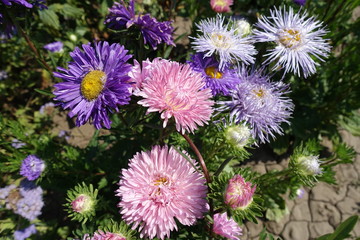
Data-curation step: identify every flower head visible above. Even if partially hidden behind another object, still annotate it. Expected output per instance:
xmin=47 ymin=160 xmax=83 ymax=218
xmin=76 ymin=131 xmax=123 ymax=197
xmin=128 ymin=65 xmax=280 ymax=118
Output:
xmin=210 ymin=0 xmax=233 ymax=13
xmin=1 ymin=0 xmax=33 ymax=8
xmin=225 ymin=174 xmax=256 ymax=210
xmin=294 ymin=0 xmax=306 ymax=6
xmin=11 ymin=139 xmax=26 ymax=149
xmin=218 ymin=67 xmax=294 ymax=143
xmin=15 ymin=180 xmax=44 ymax=220
xmin=298 ymin=155 xmax=322 ymax=176
xmin=65 ymin=182 xmax=98 ymax=223
xmin=91 ymin=231 xmax=126 ymax=240
xmin=20 ymin=155 xmax=45 ymax=181
xmin=105 ymin=0 xmax=174 ymax=50
xmin=0 ymin=70 xmax=8 ymax=80
xmin=53 ymin=41 xmax=132 ymax=129
xmin=137 ymin=59 xmax=214 ymax=134
xmin=14 ymin=224 xmax=37 ymax=240
xmin=0 ymin=184 xmax=16 ymax=200
xmin=232 ymin=18 xmax=252 ymax=37
xmin=224 ymin=123 xmax=253 ymax=149
xmin=253 ymin=7 xmax=331 ymax=78
xmin=188 ymin=53 xmax=239 ymax=96
xmin=117 ymin=145 xmax=208 ymax=239
xmin=191 ymin=14 xmax=257 ymax=70
xmin=44 ymin=41 xmax=63 ymax=52
xmin=213 ymin=213 xmax=242 ymax=240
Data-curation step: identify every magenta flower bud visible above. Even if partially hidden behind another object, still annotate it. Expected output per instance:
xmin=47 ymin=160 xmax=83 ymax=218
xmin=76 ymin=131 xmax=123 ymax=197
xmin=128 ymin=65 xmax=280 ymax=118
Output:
xmin=71 ymin=194 xmax=93 ymax=213
xmin=210 ymin=0 xmax=233 ymax=13
xmin=225 ymin=175 xmax=256 ymax=210
xmin=92 ymin=231 xmax=126 ymax=240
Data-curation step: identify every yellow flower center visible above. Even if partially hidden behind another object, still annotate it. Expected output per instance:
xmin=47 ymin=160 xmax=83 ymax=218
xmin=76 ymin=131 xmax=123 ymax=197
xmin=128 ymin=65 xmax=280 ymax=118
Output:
xmin=81 ymin=70 xmax=106 ymax=101
xmin=153 ymin=177 xmax=169 ymax=186
xmin=205 ymin=66 xmax=223 ymax=79
xmin=164 ymin=88 xmax=192 ymax=111
xmin=214 ymin=0 xmax=227 ymax=6
xmin=211 ymin=33 xmax=230 ymax=49
xmin=278 ymin=29 xmax=302 ymax=49
xmin=253 ymin=88 xmax=265 ymax=98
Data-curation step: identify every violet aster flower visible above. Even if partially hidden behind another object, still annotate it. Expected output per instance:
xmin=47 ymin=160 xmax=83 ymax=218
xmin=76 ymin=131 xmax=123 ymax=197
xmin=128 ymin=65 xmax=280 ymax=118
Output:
xmin=15 ymin=180 xmax=44 ymax=220
xmin=0 ymin=0 xmax=32 ymax=8
xmin=225 ymin=174 xmax=256 ymax=210
xmin=117 ymin=145 xmax=208 ymax=239
xmin=53 ymin=41 xmax=132 ymax=129
xmin=14 ymin=224 xmax=37 ymax=240
xmin=44 ymin=41 xmax=63 ymax=52
xmin=294 ymin=0 xmax=306 ymax=6
xmin=105 ymin=0 xmax=175 ymax=50
xmin=213 ymin=213 xmax=242 ymax=240
xmin=188 ymin=53 xmax=239 ymax=96
xmin=191 ymin=14 xmax=257 ymax=71
xmin=137 ymin=59 xmax=214 ymax=134
xmin=218 ymin=67 xmax=294 ymax=143
xmin=11 ymin=139 xmax=26 ymax=149
xmin=20 ymin=155 xmax=45 ymax=181
xmin=253 ymin=7 xmax=331 ymax=78
xmin=210 ymin=0 xmax=233 ymax=13
xmin=0 ymin=70 xmax=8 ymax=80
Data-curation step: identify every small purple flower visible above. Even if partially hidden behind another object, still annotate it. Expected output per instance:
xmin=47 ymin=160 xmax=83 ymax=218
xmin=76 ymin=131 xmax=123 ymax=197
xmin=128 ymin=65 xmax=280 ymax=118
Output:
xmin=0 ymin=70 xmax=8 ymax=80
xmin=39 ymin=102 xmax=55 ymax=115
xmin=293 ymin=0 xmax=306 ymax=6
xmin=20 ymin=155 xmax=45 ymax=181
xmin=43 ymin=41 xmax=63 ymax=53
xmin=53 ymin=41 xmax=133 ymax=129
xmin=11 ymin=139 xmax=26 ymax=149
xmin=14 ymin=224 xmax=37 ymax=240
xmin=15 ymin=180 xmax=44 ymax=220
xmin=105 ymin=0 xmax=175 ymax=50
xmin=218 ymin=67 xmax=294 ymax=143
xmin=188 ymin=53 xmax=239 ymax=96
xmin=296 ymin=188 xmax=305 ymax=198
xmin=0 ymin=184 xmax=16 ymax=200
xmin=0 ymin=0 xmax=33 ymax=8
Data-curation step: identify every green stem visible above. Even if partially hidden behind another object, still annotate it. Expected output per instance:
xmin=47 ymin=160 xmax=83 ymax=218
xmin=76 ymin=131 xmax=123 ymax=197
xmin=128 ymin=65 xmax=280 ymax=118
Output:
xmin=6 ymin=9 xmax=52 ymax=73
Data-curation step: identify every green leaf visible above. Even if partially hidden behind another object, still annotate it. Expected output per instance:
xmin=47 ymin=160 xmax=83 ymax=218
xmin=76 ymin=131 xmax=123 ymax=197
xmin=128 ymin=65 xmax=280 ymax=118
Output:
xmin=39 ymin=9 xmax=60 ymax=30
xmin=34 ymin=88 xmax=55 ymax=97
xmin=316 ymin=215 xmax=359 ymax=240
xmin=62 ymin=4 xmax=84 ymax=18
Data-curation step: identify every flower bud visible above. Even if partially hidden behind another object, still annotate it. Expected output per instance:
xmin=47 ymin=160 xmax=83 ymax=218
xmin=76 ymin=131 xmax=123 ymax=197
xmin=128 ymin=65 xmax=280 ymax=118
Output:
xmin=72 ymin=194 xmax=93 ymax=213
xmin=225 ymin=124 xmax=252 ymax=149
xmin=210 ymin=0 xmax=233 ymax=13
xmin=225 ymin=175 xmax=256 ymax=210
xmin=298 ymin=155 xmax=322 ymax=176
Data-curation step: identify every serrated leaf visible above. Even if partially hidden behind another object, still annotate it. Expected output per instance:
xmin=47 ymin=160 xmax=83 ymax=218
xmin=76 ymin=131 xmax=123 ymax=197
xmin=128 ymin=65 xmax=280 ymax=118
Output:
xmin=39 ymin=9 xmax=60 ymax=30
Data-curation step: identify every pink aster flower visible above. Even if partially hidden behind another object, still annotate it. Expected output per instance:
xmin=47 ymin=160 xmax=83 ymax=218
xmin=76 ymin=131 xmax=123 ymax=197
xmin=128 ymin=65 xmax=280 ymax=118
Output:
xmin=225 ymin=175 xmax=256 ymax=210
xmin=117 ymin=145 xmax=208 ymax=239
xmin=137 ymin=60 xmax=214 ymax=134
xmin=213 ymin=212 xmax=242 ymax=240
xmin=91 ymin=231 xmax=126 ymax=240
xmin=210 ymin=0 xmax=233 ymax=13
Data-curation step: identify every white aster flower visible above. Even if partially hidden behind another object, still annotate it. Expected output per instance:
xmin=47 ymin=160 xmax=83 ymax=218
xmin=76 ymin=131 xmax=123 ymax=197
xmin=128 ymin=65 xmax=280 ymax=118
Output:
xmin=191 ymin=14 xmax=257 ymax=70
xmin=253 ymin=7 xmax=331 ymax=78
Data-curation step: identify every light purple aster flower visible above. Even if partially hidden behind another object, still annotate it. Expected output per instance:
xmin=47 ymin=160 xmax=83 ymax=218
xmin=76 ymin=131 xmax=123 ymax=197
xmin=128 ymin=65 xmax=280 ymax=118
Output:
xmin=20 ymin=155 xmax=45 ymax=181
xmin=105 ymin=0 xmax=175 ymax=50
xmin=253 ymin=7 xmax=331 ymax=78
xmin=15 ymin=180 xmax=44 ymax=220
xmin=1 ymin=0 xmax=32 ymax=8
xmin=14 ymin=224 xmax=37 ymax=240
xmin=293 ymin=0 xmax=306 ymax=6
xmin=39 ymin=102 xmax=55 ymax=115
xmin=191 ymin=14 xmax=257 ymax=71
xmin=44 ymin=41 xmax=63 ymax=52
xmin=0 ymin=70 xmax=8 ymax=80
xmin=53 ymin=41 xmax=132 ymax=129
xmin=0 ymin=184 xmax=16 ymax=200
xmin=11 ymin=139 xmax=26 ymax=149
xmin=213 ymin=212 xmax=242 ymax=240
xmin=188 ymin=53 xmax=240 ymax=96
xmin=218 ymin=67 xmax=294 ymax=143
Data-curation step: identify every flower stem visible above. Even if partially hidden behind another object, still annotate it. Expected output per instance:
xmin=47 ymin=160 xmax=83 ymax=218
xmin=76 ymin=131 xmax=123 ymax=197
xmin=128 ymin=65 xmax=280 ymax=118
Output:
xmin=181 ymin=133 xmax=211 ymax=183
xmin=6 ymin=10 xmax=52 ymax=73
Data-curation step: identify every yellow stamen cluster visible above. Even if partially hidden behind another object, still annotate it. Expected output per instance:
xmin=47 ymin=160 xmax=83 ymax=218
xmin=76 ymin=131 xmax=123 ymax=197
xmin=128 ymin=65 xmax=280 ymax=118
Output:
xmin=278 ymin=29 xmax=302 ymax=48
xmin=81 ymin=70 xmax=106 ymax=101
xmin=205 ymin=66 xmax=223 ymax=79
